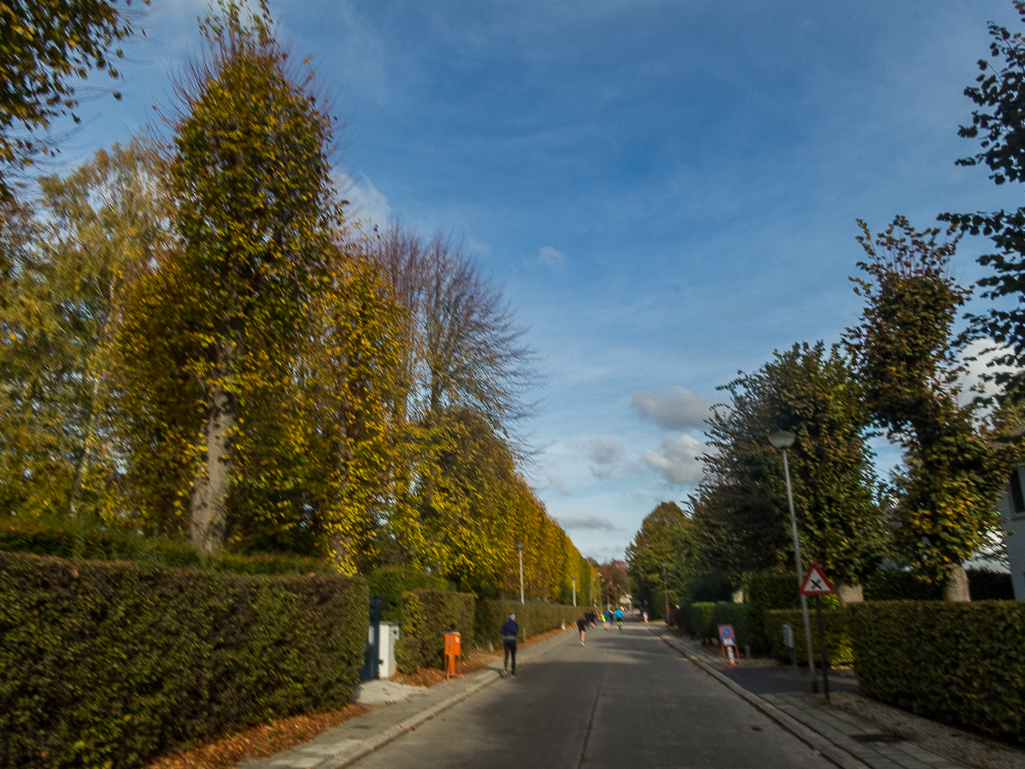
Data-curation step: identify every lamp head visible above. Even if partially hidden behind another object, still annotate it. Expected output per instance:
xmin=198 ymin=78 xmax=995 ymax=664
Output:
xmin=515 ymin=541 xmax=524 ymax=551
xmin=769 ymin=430 xmax=796 ymax=449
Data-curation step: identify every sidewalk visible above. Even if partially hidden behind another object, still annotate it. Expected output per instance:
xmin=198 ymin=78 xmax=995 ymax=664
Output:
xmin=651 ymin=626 xmax=1023 ymax=769
xmin=239 ymin=628 xmax=573 ymax=769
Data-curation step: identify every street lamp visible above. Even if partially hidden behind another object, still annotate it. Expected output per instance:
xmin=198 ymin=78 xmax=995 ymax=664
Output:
xmin=572 ymin=575 xmax=576 ymax=607
xmin=516 ymin=541 xmax=525 ymax=604
xmin=661 ymin=561 xmax=670 ymax=623
xmin=769 ymin=429 xmax=818 ymax=693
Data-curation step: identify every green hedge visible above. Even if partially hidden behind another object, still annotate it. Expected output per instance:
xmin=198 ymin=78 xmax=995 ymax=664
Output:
xmin=398 ymin=589 xmax=476 ymax=671
xmin=365 ymin=566 xmax=455 ymax=623
xmin=764 ymin=608 xmax=854 ymax=666
xmin=689 ymin=602 xmax=717 ymax=639
xmin=0 ymin=551 xmax=367 ymax=769
xmin=863 ymin=569 xmax=942 ymax=601
xmin=0 ymin=517 xmax=333 ymax=575
xmin=850 ymin=601 xmax=1025 ymax=745
xmin=476 ymin=600 xmax=580 ymax=649
xmin=711 ymin=604 xmax=752 ymax=648
xmin=745 ymin=572 xmax=800 ymax=651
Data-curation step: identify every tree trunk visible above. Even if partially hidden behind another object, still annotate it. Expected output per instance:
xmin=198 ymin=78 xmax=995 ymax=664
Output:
xmin=836 ymin=583 xmax=864 ymax=607
xmin=943 ymin=564 xmax=971 ymax=602
xmin=189 ymin=341 xmax=233 ymax=552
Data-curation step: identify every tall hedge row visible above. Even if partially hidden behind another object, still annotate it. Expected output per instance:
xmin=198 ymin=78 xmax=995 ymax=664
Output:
xmin=763 ymin=608 xmax=854 ymax=666
xmin=0 ymin=551 xmax=367 ymax=769
xmin=476 ymin=600 xmax=581 ymax=649
xmin=850 ymin=601 xmax=1025 ymax=745
xmin=396 ymin=589 xmax=476 ymax=671
xmin=745 ymin=572 xmax=800 ymax=651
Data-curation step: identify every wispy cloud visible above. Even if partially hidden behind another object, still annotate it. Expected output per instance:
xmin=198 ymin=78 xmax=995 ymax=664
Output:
xmin=535 ymin=245 xmax=567 ymax=271
xmin=632 ymin=386 xmax=713 ymax=431
xmin=558 ymin=514 xmax=615 ymax=531
xmin=548 ymin=475 xmax=571 ymax=496
xmin=642 ymin=434 xmax=705 ymax=486
xmin=334 ymin=170 xmax=391 ymax=227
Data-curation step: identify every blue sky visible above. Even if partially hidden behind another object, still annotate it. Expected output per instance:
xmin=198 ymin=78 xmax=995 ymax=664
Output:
xmin=44 ymin=0 xmax=1025 ymax=561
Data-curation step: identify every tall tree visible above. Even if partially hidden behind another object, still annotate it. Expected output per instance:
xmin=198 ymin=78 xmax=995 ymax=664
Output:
xmin=0 ymin=0 xmax=142 ymax=202
xmin=692 ymin=342 xmax=885 ymax=595
xmin=845 ymin=217 xmax=1008 ymax=599
xmin=626 ymin=501 xmax=692 ymax=619
xmin=940 ymin=1 xmax=1025 ymax=405
xmin=167 ymin=1 xmax=337 ymax=550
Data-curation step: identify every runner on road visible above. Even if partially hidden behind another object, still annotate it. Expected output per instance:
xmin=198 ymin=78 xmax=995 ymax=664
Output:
xmin=576 ymin=613 xmax=587 ymax=645
xmin=615 ymin=607 xmax=623 ymax=630
xmin=602 ymin=611 xmax=609 ymax=630
xmin=500 ymin=613 xmax=519 ymax=675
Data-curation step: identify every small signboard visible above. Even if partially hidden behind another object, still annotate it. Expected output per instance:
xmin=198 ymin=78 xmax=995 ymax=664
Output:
xmin=717 ymin=624 xmax=736 ymax=647
xmin=799 ymin=562 xmax=835 ymax=596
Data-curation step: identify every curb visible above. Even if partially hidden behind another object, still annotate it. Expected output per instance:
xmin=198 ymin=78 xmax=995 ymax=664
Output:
xmin=313 ymin=629 xmax=571 ymax=769
xmin=651 ymin=629 xmax=871 ymax=769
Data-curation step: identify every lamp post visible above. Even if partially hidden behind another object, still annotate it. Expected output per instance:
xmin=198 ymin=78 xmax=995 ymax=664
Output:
xmin=769 ymin=429 xmax=818 ymax=693
xmin=516 ymin=542 xmax=525 ymax=604
xmin=661 ymin=561 xmax=670 ymax=623
xmin=572 ymin=576 xmax=576 ymax=607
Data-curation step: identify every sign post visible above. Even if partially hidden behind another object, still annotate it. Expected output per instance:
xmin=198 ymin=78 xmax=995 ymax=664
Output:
xmin=799 ymin=562 xmax=835 ymax=702
xmin=444 ymin=631 xmax=464 ymax=682
xmin=718 ymin=624 xmax=738 ymax=667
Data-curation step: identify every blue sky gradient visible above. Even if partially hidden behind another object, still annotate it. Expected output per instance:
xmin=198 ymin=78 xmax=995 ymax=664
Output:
xmin=43 ymin=0 xmax=1025 ymax=560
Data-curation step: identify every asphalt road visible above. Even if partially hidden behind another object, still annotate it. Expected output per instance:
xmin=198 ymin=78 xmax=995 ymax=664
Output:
xmin=351 ymin=621 xmax=833 ymax=769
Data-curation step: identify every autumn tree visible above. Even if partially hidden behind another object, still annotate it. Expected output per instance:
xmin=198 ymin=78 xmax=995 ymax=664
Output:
xmin=0 ymin=0 xmax=143 ymax=202
xmin=691 ymin=341 xmax=886 ymax=597
xmin=845 ymin=217 xmax=1008 ymax=599
xmin=940 ymin=0 xmax=1025 ymax=404
xmin=167 ymin=1 xmax=337 ymax=551
xmin=625 ymin=501 xmax=693 ymax=618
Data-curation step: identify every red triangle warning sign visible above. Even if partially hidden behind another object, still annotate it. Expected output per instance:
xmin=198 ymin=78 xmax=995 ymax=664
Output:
xmin=799 ymin=562 xmax=835 ymax=595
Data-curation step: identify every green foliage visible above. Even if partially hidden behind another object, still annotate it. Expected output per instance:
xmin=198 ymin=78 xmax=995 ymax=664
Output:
xmin=626 ymin=501 xmax=692 ymax=619
xmin=0 ymin=0 xmax=141 ymax=200
xmin=940 ymin=1 xmax=1025 ymax=405
xmin=475 ymin=600 xmax=580 ymax=649
xmin=764 ymin=607 xmax=853 ymax=666
xmin=366 ymin=566 xmax=454 ymax=622
xmin=845 ymin=217 xmax=1009 ymax=587
xmin=0 ymin=515 xmax=333 ymax=574
xmin=692 ymin=342 xmax=885 ymax=588
xmin=400 ymin=588 xmax=476 ymax=670
xmin=850 ymin=601 xmax=1025 ymax=744
xmin=745 ymin=571 xmax=800 ymax=651
xmin=863 ymin=569 xmax=943 ymax=601
xmin=689 ymin=602 xmax=717 ymax=639
xmin=0 ymin=550 xmax=367 ymax=769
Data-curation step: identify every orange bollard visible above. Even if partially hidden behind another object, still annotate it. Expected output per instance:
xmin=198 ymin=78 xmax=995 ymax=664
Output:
xmin=444 ymin=631 xmax=464 ymax=681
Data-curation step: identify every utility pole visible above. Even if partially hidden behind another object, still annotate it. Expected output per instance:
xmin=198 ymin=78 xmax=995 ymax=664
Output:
xmin=572 ymin=576 xmax=576 ymax=606
xmin=516 ymin=541 xmax=525 ymax=604
xmin=661 ymin=561 xmax=670 ymax=622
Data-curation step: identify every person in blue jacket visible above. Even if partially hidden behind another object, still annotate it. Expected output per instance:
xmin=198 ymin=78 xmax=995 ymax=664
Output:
xmin=500 ymin=613 xmax=519 ymax=675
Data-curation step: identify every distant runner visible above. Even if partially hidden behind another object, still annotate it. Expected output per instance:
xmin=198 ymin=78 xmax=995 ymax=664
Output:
xmin=500 ymin=613 xmax=519 ymax=675
xmin=602 ymin=611 xmax=610 ymax=630
xmin=615 ymin=608 xmax=623 ymax=630
xmin=576 ymin=613 xmax=587 ymax=646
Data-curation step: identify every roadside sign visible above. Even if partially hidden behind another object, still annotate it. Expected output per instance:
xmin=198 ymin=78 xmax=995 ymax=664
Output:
xmin=718 ymin=624 xmax=736 ymax=647
xmin=799 ymin=563 xmax=835 ymax=596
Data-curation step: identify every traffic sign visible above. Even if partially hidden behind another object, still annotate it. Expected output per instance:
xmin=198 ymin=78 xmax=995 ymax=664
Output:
xmin=799 ymin=563 xmax=835 ymax=596
xmin=718 ymin=624 xmax=736 ymax=647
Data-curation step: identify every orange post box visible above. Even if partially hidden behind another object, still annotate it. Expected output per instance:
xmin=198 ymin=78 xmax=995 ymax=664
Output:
xmin=444 ymin=631 xmax=463 ymax=681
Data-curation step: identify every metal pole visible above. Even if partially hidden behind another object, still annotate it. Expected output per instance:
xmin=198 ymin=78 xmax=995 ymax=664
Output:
xmin=817 ymin=595 xmax=830 ymax=703
xmin=661 ymin=561 xmax=670 ymax=623
xmin=782 ymin=447 xmax=818 ymax=693
xmin=518 ymin=546 xmax=525 ymax=604
xmin=572 ymin=576 xmax=576 ymax=607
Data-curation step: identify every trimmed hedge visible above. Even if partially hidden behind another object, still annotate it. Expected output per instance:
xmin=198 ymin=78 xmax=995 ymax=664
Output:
xmin=745 ymin=572 xmax=800 ymax=651
xmin=764 ymin=607 xmax=854 ymax=666
xmin=689 ymin=602 xmax=717 ymax=639
xmin=365 ymin=566 xmax=455 ymax=623
xmin=398 ymin=589 xmax=476 ymax=671
xmin=476 ymin=600 xmax=580 ymax=649
xmin=850 ymin=601 xmax=1025 ymax=745
xmin=0 ymin=517 xmax=333 ymax=575
xmin=0 ymin=550 xmax=367 ymax=769
xmin=711 ymin=604 xmax=752 ymax=648
xmin=863 ymin=569 xmax=942 ymax=601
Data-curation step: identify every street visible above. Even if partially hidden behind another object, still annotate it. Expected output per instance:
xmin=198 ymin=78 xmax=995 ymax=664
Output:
xmin=350 ymin=620 xmax=832 ymax=769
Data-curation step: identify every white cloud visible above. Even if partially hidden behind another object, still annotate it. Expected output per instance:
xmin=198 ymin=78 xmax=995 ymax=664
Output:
xmin=632 ymin=386 xmax=713 ymax=431
xmin=548 ymin=475 xmax=571 ymax=496
xmin=958 ymin=338 xmax=1018 ymax=405
xmin=334 ymin=170 xmax=391 ymax=227
xmin=591 ymin=438 xmax=622 ymax=465
xmin=642 ymin=434 xmax=705 ymax=486
xmin=536 ymin=245 xmax=567 ymax=271
xmin=558 ymin=514 xmax=615 ymax=531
